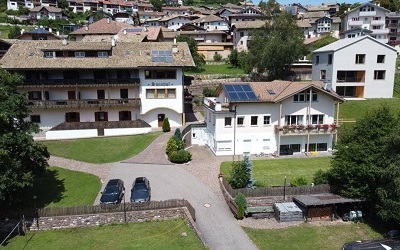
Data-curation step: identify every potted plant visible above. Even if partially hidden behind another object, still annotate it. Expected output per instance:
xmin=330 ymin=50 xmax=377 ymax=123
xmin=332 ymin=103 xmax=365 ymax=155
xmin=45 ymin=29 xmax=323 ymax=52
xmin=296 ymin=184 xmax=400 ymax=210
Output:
xmin=297 ymin=124 xmax=305 ymax=130
xmin=322 ymin=124 xmax=330 ymax=130
xmin=306 ymin=124 xmax=314 ymax=130
xmin=330 ymin=123 xmax=337 ymax=130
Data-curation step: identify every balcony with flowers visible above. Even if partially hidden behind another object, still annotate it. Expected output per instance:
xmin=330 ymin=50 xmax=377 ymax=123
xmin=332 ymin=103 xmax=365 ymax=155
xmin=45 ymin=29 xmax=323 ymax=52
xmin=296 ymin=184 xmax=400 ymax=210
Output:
xmin=274 ymin=123 xmax=338 ymax=135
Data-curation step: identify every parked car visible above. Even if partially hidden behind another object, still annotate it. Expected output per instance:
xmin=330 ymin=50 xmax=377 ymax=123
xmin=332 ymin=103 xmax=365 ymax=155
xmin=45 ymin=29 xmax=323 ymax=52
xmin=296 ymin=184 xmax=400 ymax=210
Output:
xmin=100 ymin=179 xmax=124 ymax=205
xmin=130 ymin=177 xmax=151 ymax=204
xmin=343 ymin=239 xmax=400 ymax=250
xmin=280 ymin=147 xmax=294 ymax=156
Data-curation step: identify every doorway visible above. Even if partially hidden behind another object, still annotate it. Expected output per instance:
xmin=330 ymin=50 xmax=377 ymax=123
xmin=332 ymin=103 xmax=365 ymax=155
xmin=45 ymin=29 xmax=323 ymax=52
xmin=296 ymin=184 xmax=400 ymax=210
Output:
xmin=158 ymin=114 xmax=165 ymax=127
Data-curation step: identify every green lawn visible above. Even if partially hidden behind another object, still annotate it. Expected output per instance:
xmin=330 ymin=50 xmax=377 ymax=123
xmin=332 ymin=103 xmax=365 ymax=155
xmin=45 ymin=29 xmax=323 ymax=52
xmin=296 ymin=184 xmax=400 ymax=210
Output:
xmin=185 ymin=64 xmax=245 ymax=75
xmin=339 ymin=98 xmax=400 ymax=121
xmin=244 ymin=222 xmax=382 ymax=250
xmin=41 ymin=133 xmax=161 ymax=163
xmin=4 ymin=219 xmax=205 ymax=249
xmin=21 ymin=166 xmax=101 ymax=209
xmin=220 ymin=157 xmax=331 ymax=187
xmin=0 ymin=25 xmax=34 ymax=39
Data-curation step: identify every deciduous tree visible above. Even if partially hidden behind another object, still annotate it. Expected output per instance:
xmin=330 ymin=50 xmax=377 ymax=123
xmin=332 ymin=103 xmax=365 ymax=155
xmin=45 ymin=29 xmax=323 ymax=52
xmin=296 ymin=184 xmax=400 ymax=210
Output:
xmin=176 ymin=35 xmax=205 ymax=69
xmin=0 ymin=69 xmax=49 ymax=208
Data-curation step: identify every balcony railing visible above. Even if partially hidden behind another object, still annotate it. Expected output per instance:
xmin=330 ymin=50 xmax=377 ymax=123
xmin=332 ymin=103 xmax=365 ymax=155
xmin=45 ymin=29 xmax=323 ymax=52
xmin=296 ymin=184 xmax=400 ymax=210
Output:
xmin=20 ymin=78 xmax=141 ymax=87
xmin=27 ymin=98 xmax=141 ymax=109
xmin=337 ymin=77 xmax=364 ymax=83
xmin=275 ymin=124 xmax=338 ymax=135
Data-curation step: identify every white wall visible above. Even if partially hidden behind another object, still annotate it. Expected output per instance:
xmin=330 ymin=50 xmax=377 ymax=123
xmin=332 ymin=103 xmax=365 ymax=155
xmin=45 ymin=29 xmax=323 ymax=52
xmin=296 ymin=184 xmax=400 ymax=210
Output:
xmin=46 ymin=129 xmax=98 ymax=140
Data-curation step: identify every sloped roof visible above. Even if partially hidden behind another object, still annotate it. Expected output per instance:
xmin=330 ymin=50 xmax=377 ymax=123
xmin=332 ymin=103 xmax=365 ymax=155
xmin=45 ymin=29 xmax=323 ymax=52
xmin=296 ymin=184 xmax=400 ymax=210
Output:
xmin=0 ymin=40 xmax=194 ymax=69
xmin=313 ymin=35 xmax=396 ymax=53
xmin=29 ymin=6 xmax=62 ymax=13
xmin=231 ymin=20 xmax=265 ymax=29
xmin=296 ymin=19 xmax=311 ymax=28
xmin=346 ymin=2 xmax=390 ymax=15
xmin=195 ymin=14 xmax=224 ymax=23
xmin=70 ymin=18 xmax=133 ymax=35
xmin=294 ymin=194 xmax=362 ymax=207
xmin=159 ymin=14 xmax=191 ymax=22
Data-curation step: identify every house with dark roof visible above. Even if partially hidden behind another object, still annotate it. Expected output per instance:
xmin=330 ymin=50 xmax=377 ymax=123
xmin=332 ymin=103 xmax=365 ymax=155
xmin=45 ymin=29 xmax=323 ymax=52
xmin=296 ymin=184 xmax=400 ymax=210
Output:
xmin=0 ymin=39 xmax=194 ymax=139
xmin=193 ymin=14 xmax=229 ymax=31
xmin=231 ymin=20 xmax=265 ymax=52
xmin=196 ymin=81 xmax=344 ymax=156
xmin=70 ymin=18 xmax=134 ymax=41
xmin=17 ymin=27 xmax=61 ymax=40
xmin=29 ymin=6 xmax=63 ymax=20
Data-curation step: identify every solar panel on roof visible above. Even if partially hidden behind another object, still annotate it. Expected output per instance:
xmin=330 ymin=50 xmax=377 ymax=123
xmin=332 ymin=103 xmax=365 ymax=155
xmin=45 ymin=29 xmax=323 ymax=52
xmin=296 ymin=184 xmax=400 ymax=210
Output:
xmin=151 ymin=50 xmax=174 ymax=63
xmin=224 ymin=84 xmax=258 ymax=102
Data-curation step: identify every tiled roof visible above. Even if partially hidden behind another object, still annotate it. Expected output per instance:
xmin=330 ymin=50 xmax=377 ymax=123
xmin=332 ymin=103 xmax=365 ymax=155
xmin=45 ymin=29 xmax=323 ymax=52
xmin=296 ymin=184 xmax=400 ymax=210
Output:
xmin=300 ymin=11 xmax=325 ymax=19
xmin=296 ymin=19 xmax=311 ymax=28
xmin=294 ymin=194 xmax=362 ymax=207
xmin=138 ymin=11 xmax=165 ymax=17
xmin=161 ymin=6 xmax=191 ymax=11
xmin=159 ymin=14 xmax=191 ymax=22
xmin=222 ymin=81 xmax=344 ymax=103
xmin=198 ymin=42 xmax=233 ymax=46
xmin=195 ymin=14 xmax=224 ymax=23
xmin=231 ymin=20 xmax=265 ymax=29
xmin=0 ymin=40 xmax=195 ymax=69
xmin=30 ymin=6 xmax=62 ymax=13
xmin=178 ymin=30 xmax=225 ymax=35
xmin=303 ymin=36 xmax=323 ymax=45
xmin=347 ymin=2 xmax=390 ymax=14
xmin=70 ymin=18 xmax=133 ymax=35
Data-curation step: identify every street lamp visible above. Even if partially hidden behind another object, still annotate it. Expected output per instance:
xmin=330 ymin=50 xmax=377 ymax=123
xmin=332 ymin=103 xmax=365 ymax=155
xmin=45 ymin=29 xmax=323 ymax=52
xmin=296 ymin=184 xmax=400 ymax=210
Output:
xmin=283 ymin=176 xmax=287 ymax=202
xmin=123 ymin=188 xmax=126 ymax=223
xmin=33 ymin=195 xmax=38 ymax=229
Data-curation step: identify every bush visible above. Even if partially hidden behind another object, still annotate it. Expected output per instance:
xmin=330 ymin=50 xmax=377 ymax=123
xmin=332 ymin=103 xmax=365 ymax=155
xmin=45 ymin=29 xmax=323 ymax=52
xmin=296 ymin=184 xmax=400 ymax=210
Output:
xmin=168 ymin=149 xmax=192 ymax=163
xmin=229 ymin=160 xmax=250 ymax=189
xmin=174 ymin=128 xmax=182 ymax=140
xmin=234 ymin=192 xmax=247 ymax=220
xmin=162 ymin=117 xmax=170 ymax=132
xmin=202 ymin=87 xmax=215 ymax=97
xmin=165 ymin=137 xmax=184 ymax=156
xmin=313 ymin=169 xmax=329 ymax=185
xmin=213 ymin=53 xmax=222 ymax=62
xmin=290 ymin=176 xmax=308 ymax=187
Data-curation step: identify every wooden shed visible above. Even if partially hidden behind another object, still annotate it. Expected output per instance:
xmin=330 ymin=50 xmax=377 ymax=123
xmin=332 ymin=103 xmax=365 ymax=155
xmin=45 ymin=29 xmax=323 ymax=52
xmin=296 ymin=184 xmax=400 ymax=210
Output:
xmin=273 ymin=202 xmax=304 ymax=222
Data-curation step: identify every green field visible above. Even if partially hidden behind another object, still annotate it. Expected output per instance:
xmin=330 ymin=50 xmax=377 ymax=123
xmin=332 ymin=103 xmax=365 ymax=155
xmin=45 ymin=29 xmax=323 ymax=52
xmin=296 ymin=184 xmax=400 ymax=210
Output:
xmin=220 ymin=157 xmax=331 ymax=187
xmin=3 ymin=219 xmax=205 ymax=249
xmin=339 ymin=98 xmax=400 ymax=121
xmin=0 ymin=25 xmax=33 ymax=39
xmin=185 ymin=64 xmax=245 ymax=75
xmin=21 ymin=166 xmax=101 ymax=209
xmin=244 ymin=222 xmax=382 ymax=250
xmin=41 ymin=133 xmax=161 ymax=163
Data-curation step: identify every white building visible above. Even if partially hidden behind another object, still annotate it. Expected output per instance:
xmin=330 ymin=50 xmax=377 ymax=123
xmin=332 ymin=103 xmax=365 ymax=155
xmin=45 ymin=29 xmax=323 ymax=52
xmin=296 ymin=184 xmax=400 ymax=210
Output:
xmin=0 ymin=40 xmax=194 ymax=139
xmin=342 ymin=2 xmax=390 ymax=44
xmin=231 ymin=20 xmax=265 ymax=52
xmin=159 ymin=15 xmax=192 ymax=31
xmin=193 ymin=14 xmax=230 ymax=32
xmin=195 ymin=81 xmax=343 ymax=156
xmin=312 ymin=36 xmax=397 ymax=98
xmin=29 ymin=6 xmax=63 ymax=20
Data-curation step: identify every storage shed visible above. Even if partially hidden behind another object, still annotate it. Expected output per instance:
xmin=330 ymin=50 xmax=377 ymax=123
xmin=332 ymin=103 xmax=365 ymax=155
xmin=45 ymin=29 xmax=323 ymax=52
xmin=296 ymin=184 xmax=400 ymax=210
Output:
xmin=273 ymin=202 xmax=304 ymax=222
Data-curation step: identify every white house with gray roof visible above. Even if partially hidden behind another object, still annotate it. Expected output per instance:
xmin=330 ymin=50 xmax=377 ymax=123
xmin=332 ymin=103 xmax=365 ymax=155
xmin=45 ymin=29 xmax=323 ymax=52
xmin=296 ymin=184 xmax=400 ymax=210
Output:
xmin=231 ymin=20 xmax=265 ymax=52
xmin=312 ymin=36 xmax=397 ymax=98
xmin=0 ymin=39 xmax=194 ymax=139
xmin=195 ymin=81 xmax=343 ymax=156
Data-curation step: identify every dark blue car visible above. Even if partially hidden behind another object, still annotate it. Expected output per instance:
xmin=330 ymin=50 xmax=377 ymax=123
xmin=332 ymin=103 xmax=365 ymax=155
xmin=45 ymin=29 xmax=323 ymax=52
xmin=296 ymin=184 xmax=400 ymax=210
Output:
xmin=100 ymin=179 xmax=124 ymax=205
xmin=130 ymin=177 xmax=151 ymax=204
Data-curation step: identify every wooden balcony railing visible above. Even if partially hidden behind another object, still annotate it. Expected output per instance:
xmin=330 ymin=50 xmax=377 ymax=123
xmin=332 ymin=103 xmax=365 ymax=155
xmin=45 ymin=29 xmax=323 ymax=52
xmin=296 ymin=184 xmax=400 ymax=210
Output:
xmin=20 ymin=78 xmax=140 ymax=87
xmin=28 ymin=98 xmax=141 ymax=109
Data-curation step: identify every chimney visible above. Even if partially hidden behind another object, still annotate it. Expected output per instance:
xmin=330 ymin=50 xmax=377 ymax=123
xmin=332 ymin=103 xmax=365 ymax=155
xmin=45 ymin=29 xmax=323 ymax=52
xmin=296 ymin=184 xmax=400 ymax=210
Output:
xmin=56 ymin=31 xmax=59 ymax=36
xmin=111 ymin=38 xmax=116 ymax=47
xmin=85 ymin=25 xmax=89 ymax=31
xmin=123 ymin=29 xmax=127 ymax=35
xmin=62 ymin=39 xmax=68 ymax=46
xmin=107 ymin=17 xmax=111 ymax=24
xmin=49 ymin=28 xmax=52 ymax=33
xmin=20 ymin=29 xmax=24 ymax=35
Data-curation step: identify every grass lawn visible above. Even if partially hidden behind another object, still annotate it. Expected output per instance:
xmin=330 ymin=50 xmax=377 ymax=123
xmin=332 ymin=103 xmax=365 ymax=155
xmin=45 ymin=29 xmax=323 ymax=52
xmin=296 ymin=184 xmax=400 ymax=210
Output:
xmin=339 ymin=98 xmax=400 ymax=121
xmin=0 ymin=25 xmax=33 ymax=39
xmin=185 ymin=64 xmax=245 ymax=75
xmin=220 ymin=157 xmax=331 ymax=187
xmin=244 ymin=222 xmax=382 ymax=250
xmin=4 ymin=219 xmax=205 ymax=249
xmin=21 ymin=166 xmax=101 ymax=209
xmin=41 ymin=133 xmax=161 ymax=163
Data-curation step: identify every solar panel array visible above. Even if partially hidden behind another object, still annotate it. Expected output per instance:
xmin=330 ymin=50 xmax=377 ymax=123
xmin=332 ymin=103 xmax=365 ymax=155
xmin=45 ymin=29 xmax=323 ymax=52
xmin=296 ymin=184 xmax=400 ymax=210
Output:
xmin=152 ymin=50 xmax=173 ymax=63
xmin=224 ymin=84 xmax=258 ymax=101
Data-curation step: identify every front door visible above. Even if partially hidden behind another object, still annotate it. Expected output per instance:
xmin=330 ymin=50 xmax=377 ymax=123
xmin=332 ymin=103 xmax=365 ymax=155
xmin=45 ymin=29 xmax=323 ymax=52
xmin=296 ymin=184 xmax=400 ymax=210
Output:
xmin=158 ymin=114 xmax=165 ymax=127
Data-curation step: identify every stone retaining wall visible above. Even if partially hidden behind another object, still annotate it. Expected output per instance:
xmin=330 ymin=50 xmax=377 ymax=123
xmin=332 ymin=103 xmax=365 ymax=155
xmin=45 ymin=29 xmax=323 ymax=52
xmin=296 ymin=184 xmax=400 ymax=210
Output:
xmin=29 ymin=208 xmax=186 ymax=231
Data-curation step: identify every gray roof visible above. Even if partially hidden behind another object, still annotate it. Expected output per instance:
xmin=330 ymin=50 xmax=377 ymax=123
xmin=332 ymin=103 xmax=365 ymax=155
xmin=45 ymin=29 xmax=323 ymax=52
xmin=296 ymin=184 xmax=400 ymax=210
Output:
xmin=347 ymin=2 xmax=390 ymax=14
xmin=0 ymin=40 xmax=194 ymax=69
xmin=294 ymin=194 xmax=363 ymax=207
xmin=313 ymin=35 xmax=396 ymax=53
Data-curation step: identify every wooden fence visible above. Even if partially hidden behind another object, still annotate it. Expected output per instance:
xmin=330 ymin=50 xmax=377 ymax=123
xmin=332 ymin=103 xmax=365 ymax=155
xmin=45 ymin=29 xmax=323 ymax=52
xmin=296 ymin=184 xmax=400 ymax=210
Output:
xmin=221 ymin=177 xmax=331 ymax=198
xmin=0 ymin=199 xmax=195 ymax=221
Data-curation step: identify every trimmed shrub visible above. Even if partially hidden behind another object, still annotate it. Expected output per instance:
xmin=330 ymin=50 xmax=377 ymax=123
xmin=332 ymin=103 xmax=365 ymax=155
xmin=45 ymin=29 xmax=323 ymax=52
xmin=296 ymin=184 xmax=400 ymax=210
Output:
xmin=166 ymin=137 xmax=184 ymax=156
xmin=174 ymin=128 xmax=182 ymax=140
xmin=213 ymin=53 xmax=222 ymax=62
xmin=162 ymin=117 xmax=170 ymax=132
xmin=168 ymin=149 xmax=192 ymax=163
xmin=234 ymin=192 xmax=247 ymax=220
xmin=290 ymin=176 xmax=308 ymax=187
xmin=228 ymin=156 xmax=255 ymax=189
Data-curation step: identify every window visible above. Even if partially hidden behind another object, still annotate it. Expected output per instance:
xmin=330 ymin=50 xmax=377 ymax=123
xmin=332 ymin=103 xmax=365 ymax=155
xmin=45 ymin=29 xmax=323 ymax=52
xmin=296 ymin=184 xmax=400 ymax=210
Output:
xmin=377 ymin=55 xmax=385 ymax=63
xmin=65 ymin=112 xmax=80 ymax=122
xmin=372 ymin=26 xmax=381 ymax=29
xmin=294 ymin=90 xmax=318 ymax=102
xmin=30 ymin=115 xmax=41 ymax=123
xmin=374 ymin=70 xmax=385 ymax=80
xmin=307 ymin=143 xmax=327 ymax=151
xmin=320 ymin=70 xmax=326 ymax=80
xmin=97 ymin=90 xmax=105 ymax=99
xmin=44 ymin=51 xmax=55 ymax=58
xmin=120 ymin=89 xmax=128 ymax=98
xmin=225 ymin=117 xmax=232 ymax=127
xmin=95 ymin=111 xmax=108 ymax=121
xmin=28 ymin=91 xmax=42 ymax=100
xmin=251 ymin=116 xmax=258 ymax=126
xmin=240 ymin=32 xmax=244 ymax=37
xmin=237 ymin=117 xmax=244 ymax=126
xmin=263 ymin=115 xmax=271 ymax=125
xmin=145 ymin=70 xmax=176 ymax=79
xmin=167 ymin=89 xmax=176 ymax=98
xmin=307 ymin=114 xmax=324 ymax=124
xmin=315 ymin=55 xmax=319 ymax=65
xmin=285 ymin=115 xmax=303 ymax=125
xmin=97 ymin=51 xmax=108 ymax=57
xmin=75 ymin=51 xmax=85 ymax=58
xmin=146 ymin=89 xmax=176 ymax=98
xmin=93 ymin=70 xmax=106 ymax=79
xmin=119 ymin=111 xmax=131 ymax=121
xmin=328 ymin=54 xmax=332 ymax=64
xmin=355 ymin=54 xmax=365 ymax=64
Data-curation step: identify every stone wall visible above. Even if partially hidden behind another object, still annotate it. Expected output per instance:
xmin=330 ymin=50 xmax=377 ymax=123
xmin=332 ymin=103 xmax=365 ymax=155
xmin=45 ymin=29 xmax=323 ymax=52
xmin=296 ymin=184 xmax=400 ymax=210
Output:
xmin=29 ymin=208 xmax=187 ymax=231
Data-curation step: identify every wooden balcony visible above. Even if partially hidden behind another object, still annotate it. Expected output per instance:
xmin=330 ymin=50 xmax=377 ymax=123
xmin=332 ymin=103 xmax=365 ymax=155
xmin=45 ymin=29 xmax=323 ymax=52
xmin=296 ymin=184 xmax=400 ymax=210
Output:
xmin=275 ymin=124 xmax=338 ymax=136
xmin=28 ymin=98 xmax=141 ymax=109
xmin=19 ymin=78 xmax=141 ymax=88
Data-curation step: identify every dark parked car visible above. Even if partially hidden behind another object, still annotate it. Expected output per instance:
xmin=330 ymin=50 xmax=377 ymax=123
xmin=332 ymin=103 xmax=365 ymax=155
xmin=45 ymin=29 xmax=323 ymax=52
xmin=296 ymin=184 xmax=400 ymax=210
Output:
xmin=130 ymin=177 xmax=151 ymax=203
xmin=280 ymin=147 xmax=294 ymax=156
xmin=100 ymin=179 xmax=124 ymax=205
xmin=343 ymin=239 xmax=400 ymax=250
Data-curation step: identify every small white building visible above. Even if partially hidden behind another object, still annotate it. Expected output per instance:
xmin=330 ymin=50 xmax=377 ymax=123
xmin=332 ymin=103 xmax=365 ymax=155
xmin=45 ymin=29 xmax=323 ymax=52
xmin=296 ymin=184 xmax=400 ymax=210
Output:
xmin=159 ymin=15 xmax=192 ymax=31
xmin=193 ymin=14 xmax=230 ymax=32
xmin=196 ymin=81 xmax=343 ymax=156
xmin=312 ymin=36 xmax=397 ymax=98
xmin=29 ymin=6 xmax=63 ymax=20
xmin=231 ymin=20 xmax=265 ymax=52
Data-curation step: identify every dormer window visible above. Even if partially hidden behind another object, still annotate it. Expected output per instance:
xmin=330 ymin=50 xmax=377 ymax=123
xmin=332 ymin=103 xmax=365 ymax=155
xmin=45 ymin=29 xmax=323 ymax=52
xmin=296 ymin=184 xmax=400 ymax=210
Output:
xmin=97 ymin=51 xmax=108 ymax=58
xmin=75 ymin=51 xmax=85 ymax=58
xmin=44 ymin=51 xmax=55 ymax=58
xmin=294 ymin=90 xmax=318 ymax=102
